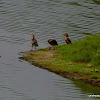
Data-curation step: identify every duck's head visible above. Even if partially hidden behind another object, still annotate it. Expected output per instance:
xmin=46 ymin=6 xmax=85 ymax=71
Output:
xmin=32 ymin=35 xmax=35 ymax=38
xmin=64 ymin=33 xmax=68 ymax=37
xmin=48 ymin=39 xmax=51 ymax=43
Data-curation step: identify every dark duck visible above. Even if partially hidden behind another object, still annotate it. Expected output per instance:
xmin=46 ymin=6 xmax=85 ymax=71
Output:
xmin=48 ymin=39 xmax=58 ymax=45
xmin=48 ymin=39 xmax=58 ymax=50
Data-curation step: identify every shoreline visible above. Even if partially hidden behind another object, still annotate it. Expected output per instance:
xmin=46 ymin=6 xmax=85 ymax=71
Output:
xmin=19 ymin=48 xmax=100 ymax=87
xmin=19 ymin=34 xmax=100 ymax=88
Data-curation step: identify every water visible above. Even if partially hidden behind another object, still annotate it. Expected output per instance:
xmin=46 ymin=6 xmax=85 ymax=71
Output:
xmin=0 ymin=0 xmax=100 ymax=100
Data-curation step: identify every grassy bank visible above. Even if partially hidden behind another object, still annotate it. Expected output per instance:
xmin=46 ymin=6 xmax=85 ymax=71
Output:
xmin=20 ymin=34 xmax=100 ymax=87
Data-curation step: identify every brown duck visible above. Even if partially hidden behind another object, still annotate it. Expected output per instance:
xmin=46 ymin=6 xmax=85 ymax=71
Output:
xmin=30 ymin=35 xmax=38 ymax=50
xmin=64 ymin=33 xmax=71 ymax=44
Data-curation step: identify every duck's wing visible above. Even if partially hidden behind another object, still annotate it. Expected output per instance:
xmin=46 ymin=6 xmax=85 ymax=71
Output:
xmin=67 ymin=38 xmax=71 ymax=43
xmin=53 ymin=40 xmax=58 ymax=45
xmin=49 ymin=39 xmax=58 ymax=45
xmin=34 ymin=39 xmax=38 ymax=46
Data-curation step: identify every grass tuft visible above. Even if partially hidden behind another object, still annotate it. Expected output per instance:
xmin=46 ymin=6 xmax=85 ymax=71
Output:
xmin=56 ymin=35 xmax=100 ymax=66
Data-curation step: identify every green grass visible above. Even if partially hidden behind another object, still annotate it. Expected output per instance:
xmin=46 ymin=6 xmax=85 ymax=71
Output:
xmin=55 ymin=34 xmax=100 ymax=66
xmin=53 ymin=34 xmax=100 ymax=80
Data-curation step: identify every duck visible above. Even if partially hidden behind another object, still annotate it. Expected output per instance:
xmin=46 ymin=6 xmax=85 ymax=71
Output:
xmin=30 ymin=35 xmax=38 ymax=50
xmin=48 ymin=39 xmax=58 ymax=45
xmin=64 ymin=33 xmax=71 ymax=44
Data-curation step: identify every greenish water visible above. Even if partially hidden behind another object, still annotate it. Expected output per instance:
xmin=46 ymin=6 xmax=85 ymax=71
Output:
xmin=0 ymin=0 xmax=100 ymax=100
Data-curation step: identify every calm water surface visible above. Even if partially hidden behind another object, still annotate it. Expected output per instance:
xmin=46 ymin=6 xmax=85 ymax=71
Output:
xmin=0 ymin=0 xmax=100 ymax=100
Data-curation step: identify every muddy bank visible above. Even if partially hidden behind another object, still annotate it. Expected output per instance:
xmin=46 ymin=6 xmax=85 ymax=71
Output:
xmin=19 ymin=48 xmax=100 ymax=88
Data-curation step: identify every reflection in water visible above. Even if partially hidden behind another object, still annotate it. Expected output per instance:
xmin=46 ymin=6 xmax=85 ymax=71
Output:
xmin=0 ymin=0 xmax=100 ymax=100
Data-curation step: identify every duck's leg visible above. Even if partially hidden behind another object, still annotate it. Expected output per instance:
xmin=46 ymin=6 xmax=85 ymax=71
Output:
xmin=31 ymin=46 xmax=33 ymax=50
xmin=34 ymin=46 xmax=36 ymax=50
xmin=31 ymin=44 xmax=33 ymax=50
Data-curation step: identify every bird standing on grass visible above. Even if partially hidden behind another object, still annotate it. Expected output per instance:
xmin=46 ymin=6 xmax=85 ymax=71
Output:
xmin=48 ymin=39 xmax=58 ymax=45
xmin=64 ymin=33 xmax=71 ymax=44
xmin=30 ymin=35 xmax=38 ymax=50
xmin=48 ymin=39 xmax=58 ymax=50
